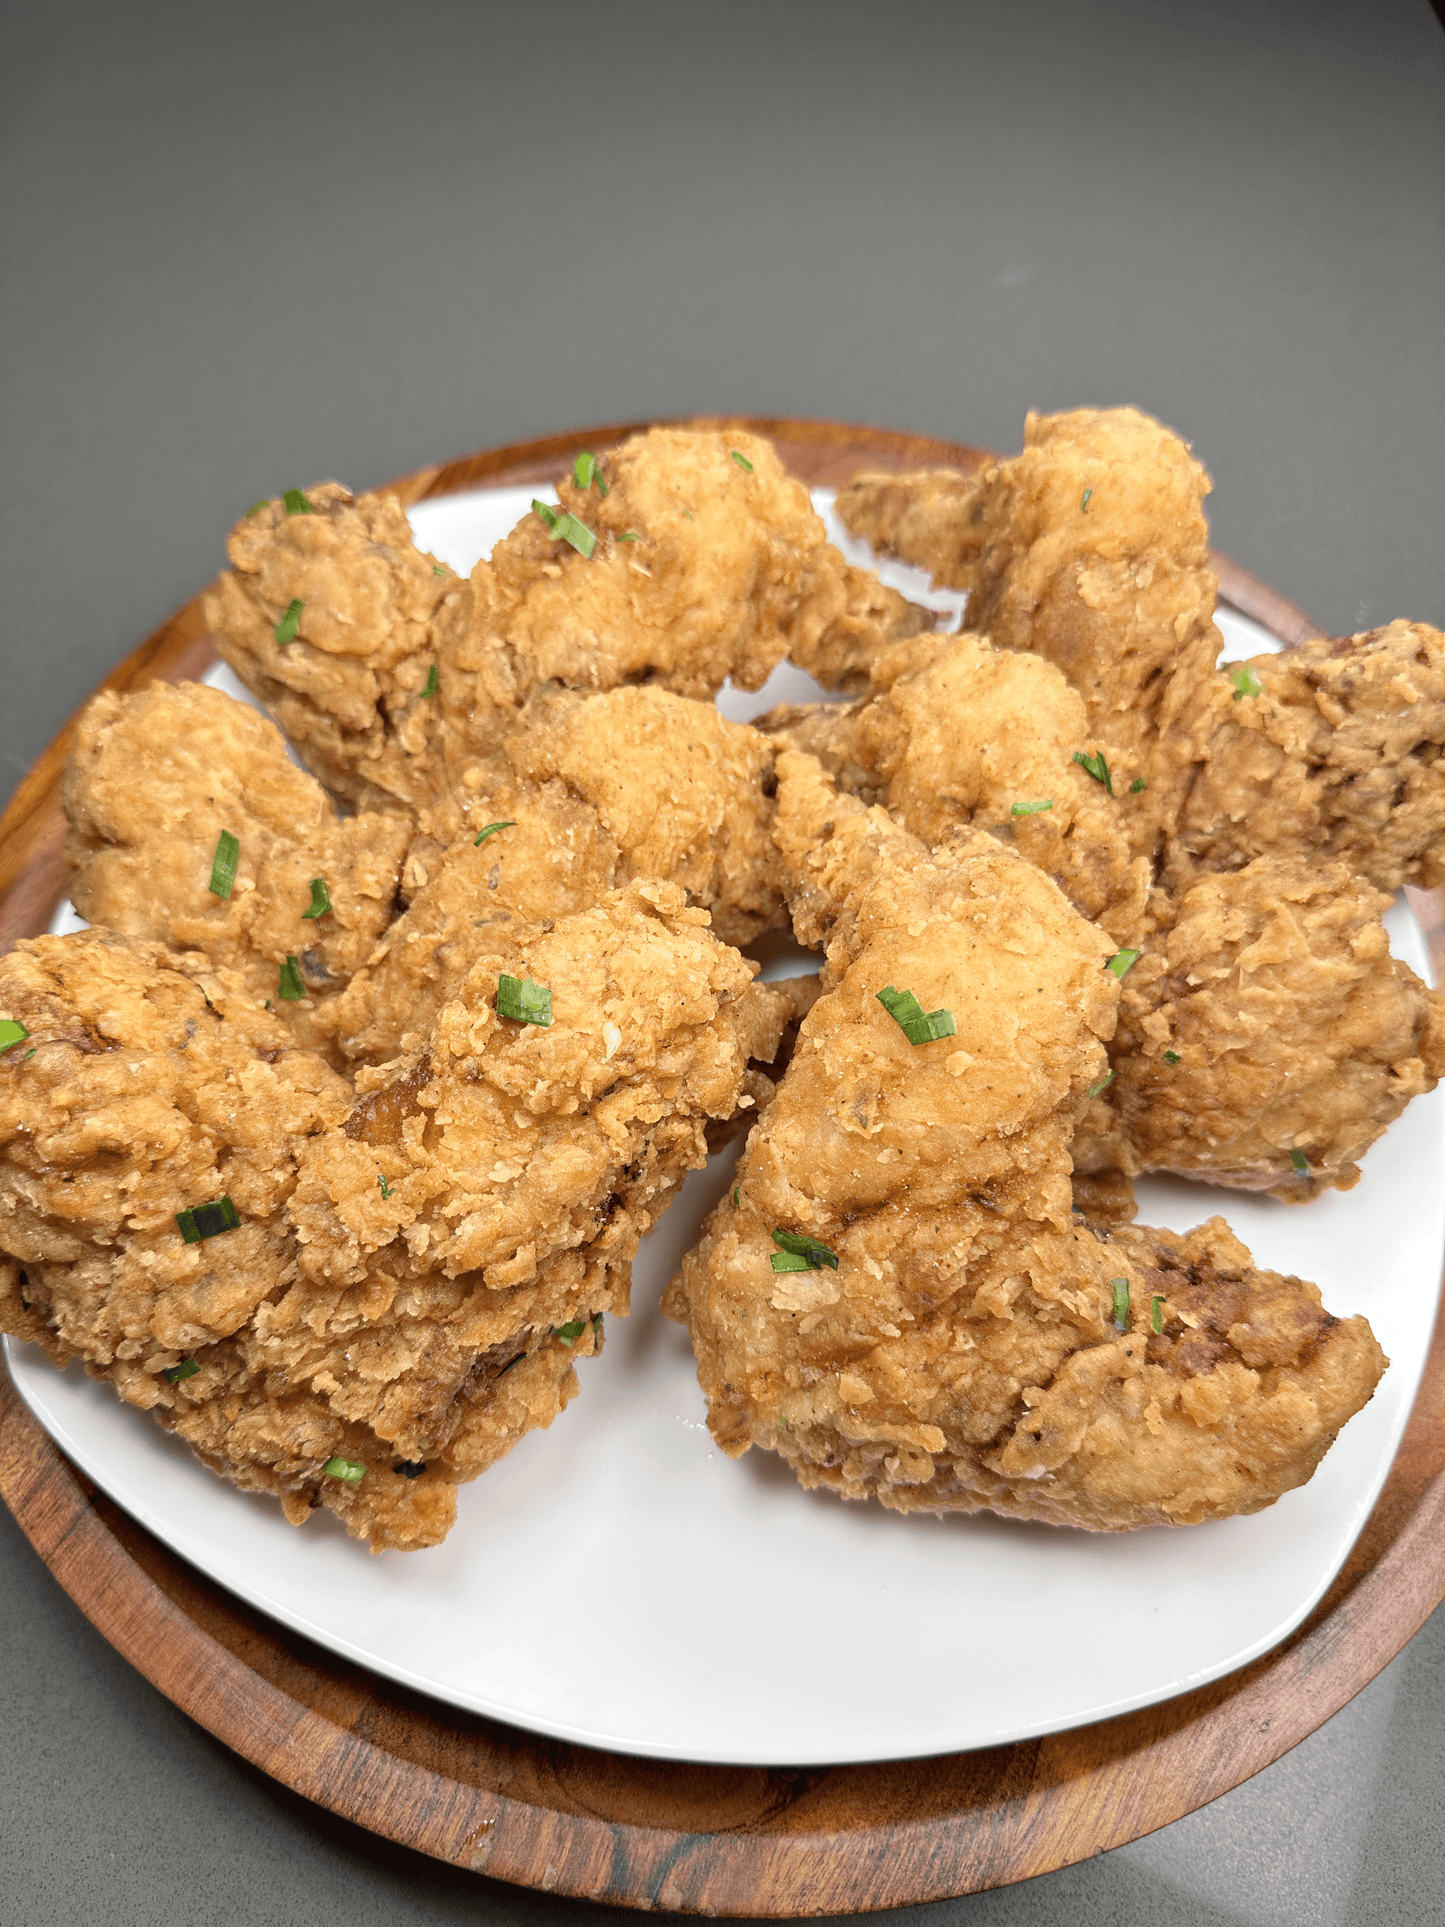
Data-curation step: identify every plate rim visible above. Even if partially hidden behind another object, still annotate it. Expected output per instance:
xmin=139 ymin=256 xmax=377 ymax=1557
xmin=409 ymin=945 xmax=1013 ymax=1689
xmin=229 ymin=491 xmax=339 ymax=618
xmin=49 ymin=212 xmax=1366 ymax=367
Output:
xmin=1 ymin=415 xmax=1442 ymax=1915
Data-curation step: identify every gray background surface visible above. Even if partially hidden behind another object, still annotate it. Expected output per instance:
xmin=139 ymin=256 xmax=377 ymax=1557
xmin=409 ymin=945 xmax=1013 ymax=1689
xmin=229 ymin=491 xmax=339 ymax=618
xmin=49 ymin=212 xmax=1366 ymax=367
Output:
xmin=1 ymin=1 xmax=1443 ymax=1920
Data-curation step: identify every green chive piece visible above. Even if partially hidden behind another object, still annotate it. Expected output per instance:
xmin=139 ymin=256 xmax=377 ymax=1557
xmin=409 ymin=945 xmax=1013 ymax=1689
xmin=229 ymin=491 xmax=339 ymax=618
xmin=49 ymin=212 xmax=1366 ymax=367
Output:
xmin=573 ymin=451 xmax=597 ymax=489
xmin=552 ymin=511 xmax=595 ymax=558
xmin=1111 ymin=1278 xmax=1130 ymax=1332
xmin=473 ymin=820 xmax=516 ymax=847
xmin=553 ymin=1319 xmax=587 ymax=1347
xmin=1289 ymin=1147 xmax=1309 ymax=1173
xmin=682 ymin=508 xmax=694 ymax=520
xmin=1106 ymin=949 xmax=1141 ymax=980
xmin=498 ymin=1353 xmax=525 ymax=1376
xmin=1081 ymin=488 xmax=1093 ymax=512
xmin=1164 ymin=1049 xmax=1181 ymax=1065
xmin=274 ymin=598 xmax=303 ymax=646
xmin=1129 ymin=777 xmax=1148 ymax=793
xmin=246 ymin=499 xmax=270 ymax=517
xmin=208 ymin=830 xmax=240 ymax=899
xmin=532 ymin=498 xmax=560 ymax=532
xmin=278 ymin=955 xmax=306 ymax=1001
xmin=283 ymin=488 xmax=314 ymax=515
xmin=432 ymin=563 xmax=449 ymax=577
xmin=1087 ymin=1068 xmax=1116 ymax=1098
xmin=1230 ymin=663 xmax=1263 ymax=701
xmin=321 ymin=1456 xmax=366 ymax=1482
xmin=301 ymin=876 xmax=332 ymax=920
xmin=163 ymin=1359 xmax=200 ymax=1385
xmin=420 ymin=663 xmax=439 ymax=697
xmin=771 ymin=1229 xmax=839 ymax=1271
xmin=0 ymin=1019 xmax=31 ymax=1055
xmin=733 ymin=1186 xmax=741 ymax=1207
xmin=497 ymin=973 xmax=552 ymax=1026
xmin=616 ymin=531 xmax=640 ymax=543
xmin=1073 ymin=749 xmax=1114 ymax=796
xmin=22 ymin=1049 xmax=35 ymax=1062
xmin=1151 ymin=1295 xmax=1165 ymax=1335
xmin=770 ymin=1251 xmax=813 ymax=1273
xmin=876 ymin=984 xmax=957 ymax=1045
xmin=378 ymin=1173 xmax=394 ymax=1200
xmin=731 ymin=449 xmax=754 ymax=472
xmin=1011 ymin=798 xmax=1054 ymax=817
xmin=176 ymin=1195 xmax=242 ymax=1245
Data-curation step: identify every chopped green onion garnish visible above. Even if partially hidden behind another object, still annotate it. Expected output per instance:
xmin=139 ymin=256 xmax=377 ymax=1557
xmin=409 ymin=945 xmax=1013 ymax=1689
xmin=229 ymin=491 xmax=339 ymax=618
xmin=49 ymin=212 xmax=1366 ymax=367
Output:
xmin=301 ymin=876 xmax=332 ymax=920
xmin=378 ymin=1173 xmax=394 ymax=1200
xmin=1151 ymin=1295 xmax=1164 ymax=1335
xmin=278 ymin=955 xmax=306 ymax=1001
xmin=1289 ymin=1147 xmax=1309 ymax=1173
xmin=1129 ymin=777 xmax=1148 ymax=793
xmin=163 ymin=1359 xmax=200 ymax=1384
xmin=473 ymin=820 xmax=516 ymax=847
xmin=1163 ymin=1049 xmax=1181 ymax=1065
xmin=432 ymin=563 xmax=449 ymax=577
xmin=733 ymin=1186 xmax=741 ymax=1207
xmin=1106 ymin=949 xmax=1141 ymax=980
xmin=176 ymin=1195 xmax=242 ymax=1244
xmin=321 ymin=1456 xmax=366 ymax=1482
xmin=573 ymin=451 xmax=604 ymax=491
xmin=246 ymin=499 xmax=269 ymax=516
xmin=877 ymin=984 xmax=957 ymax=1045
xmin=771 ymin=1229 xmax=838 ymax=1271
xmin=616 ymin=531 xmax=639 ymax=543
xmin=497 ymin=973 xmax=552 ymax=1026
xmin=533 ymin=498 xmax=596 ymax=557
xmin=1111 ymin=1278 xmax=1130 ymax=1331
xmin=770 ymin=1251 xmax=813 ymax=1273
xmin=275 ymin=598 xmax=303 ymax=646
xmin=1073 ymin=749 xmax=1114 ymax=796
xmin=1230 ymin=664 xmax=1263 ymax=701
xmin=1011 ymin=798 xmax=1054 ymax=817
xmin=1081 ymin=489 xmax=1093 ymax=513
xmin=553 ymin=1319 xmax=587 ymax=1347
xmin=0 ymin=1020 xmax=31 ymax=1054
xmin=731 ymin=450 xmax=754 ymax=472
xmin=397 ymin=1460 xmax=426 ymax=1478
xmin=207 ymin=830 xmax=240 ymax=899
xmin=682 ymin=508 xmax=694 ymax=520
xmin=533 ymin=498 xmax=559 ymax=531
xmin=420 ymin=663 xmax=439 ymax=697
xmin=1087 ymin=1068 xmax=1116 ymax=1098
xmin=22 ymin=1049 xmax=35 ymax=1062
xmin=283 ymin=488 xmax=314 ymax=515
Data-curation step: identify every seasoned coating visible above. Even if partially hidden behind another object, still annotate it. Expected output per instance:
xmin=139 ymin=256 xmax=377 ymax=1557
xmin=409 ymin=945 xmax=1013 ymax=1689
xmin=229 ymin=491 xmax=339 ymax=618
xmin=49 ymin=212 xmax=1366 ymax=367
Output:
xmin=762 ymin=631 xmax=1149 ymax=945
xmin=0 ymin=883 xmax=761 ymax=1549
xmin=666 ymin=761 xmax=1385 ymax=1528
xmin=833 ymin=465 xmax=988 ymax=591
xmin=1073 ymin=858 xmax=1445 ymax=1200
xmin=502 ymin=685 xmax=786 ymax=946
xmin=207 ymin=431 xmax=924 ymax=813
xmin=63 ymin=682 xmax=412 ymax=1054
xmin=1167 ymin=620 xmax=1445 ymax=896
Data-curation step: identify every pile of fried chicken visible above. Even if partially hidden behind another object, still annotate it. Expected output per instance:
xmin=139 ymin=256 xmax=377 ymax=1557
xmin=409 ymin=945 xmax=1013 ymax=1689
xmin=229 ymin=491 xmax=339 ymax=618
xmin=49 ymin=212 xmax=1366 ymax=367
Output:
xmin=1 ymin=410 xmax=1441 ymax=1550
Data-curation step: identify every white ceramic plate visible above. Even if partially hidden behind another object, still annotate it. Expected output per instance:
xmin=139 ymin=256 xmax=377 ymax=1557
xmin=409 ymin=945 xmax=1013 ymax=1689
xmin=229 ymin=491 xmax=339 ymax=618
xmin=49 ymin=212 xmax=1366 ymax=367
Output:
xmin=7 ymin=486 xmax=1441 ymax=1767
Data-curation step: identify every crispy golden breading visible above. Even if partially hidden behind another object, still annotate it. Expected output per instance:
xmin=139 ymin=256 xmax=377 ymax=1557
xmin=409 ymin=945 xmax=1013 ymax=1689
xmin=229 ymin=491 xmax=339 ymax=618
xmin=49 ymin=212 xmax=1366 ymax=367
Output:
xmin=63 ymin=682 xmax=411 ymax=1054
xmin=833 ymin=465 xmax=989 ymax=590
xmin=207 ymin=431 xmax=924 ymax=814
xmin=0 ymin=884 xmax=762 ymax=1549
xmin=666 ymin=762 xmax=1386 ymax=1528
xmin=762 ymin=631 xmax=1149 ymax=944
xmin=1073 ymin=858 xmax=1445 ymax=1200
xmin=1167 ymin=621 xmax=1445 ymax=895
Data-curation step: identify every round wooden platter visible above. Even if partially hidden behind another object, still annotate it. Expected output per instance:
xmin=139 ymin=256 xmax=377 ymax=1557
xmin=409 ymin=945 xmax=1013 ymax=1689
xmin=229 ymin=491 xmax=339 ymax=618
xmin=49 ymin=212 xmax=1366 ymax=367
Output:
xmin=2 ymin=418 xmax=1442 ymax=1917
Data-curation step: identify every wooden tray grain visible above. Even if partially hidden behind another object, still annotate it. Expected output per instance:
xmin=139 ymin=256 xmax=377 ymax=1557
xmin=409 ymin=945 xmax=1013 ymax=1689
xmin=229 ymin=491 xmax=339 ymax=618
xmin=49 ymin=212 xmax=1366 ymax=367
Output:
xmin=2 ymin=419 xmax=1442 ymax=1917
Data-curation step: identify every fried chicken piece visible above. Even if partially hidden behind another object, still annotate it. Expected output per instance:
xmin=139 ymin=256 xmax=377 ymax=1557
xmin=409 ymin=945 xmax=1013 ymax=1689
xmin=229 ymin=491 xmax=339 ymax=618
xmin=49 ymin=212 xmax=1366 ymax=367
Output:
xmin=1073 ymin=857 xmax=1445 ymax=1200
xmin=0 ymin=883 xmax=763 ymax=1549
xmin=63 ymin=682 xmax=412 ymax=1055
xmin=1166 ymin=620 xmax=1445 ymax=896
xmin=833 ymin=465 xmax=988 ymax=591
xmin=207 ymin=431 xmax=924 ymax=814
xmin=664 ymin=754 xmax=1386 ymax=1529
xmin=761 ymin=630 xmax=1149 ymax=944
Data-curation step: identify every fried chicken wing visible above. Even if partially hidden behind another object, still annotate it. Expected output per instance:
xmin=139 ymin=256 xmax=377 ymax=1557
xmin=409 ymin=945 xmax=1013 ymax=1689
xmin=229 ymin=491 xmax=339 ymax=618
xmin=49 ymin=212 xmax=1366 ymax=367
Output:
xmin=762 ymin=630 xmax=1149 ymax=944
xmin=63 ymin=682 xmax=412 ymax=1054
xmin=207 ymin=431 xmax=924 ymax=814
xmin=0 ymin=882 xmax=764 ymax=1549
xmin=664 ymin=752 xmax=1386 ymax=1529
xmin=1073 ymin=857 xmax=1445 ymax=1200
xmin=833 ymin=465 xmax=988 ymax=591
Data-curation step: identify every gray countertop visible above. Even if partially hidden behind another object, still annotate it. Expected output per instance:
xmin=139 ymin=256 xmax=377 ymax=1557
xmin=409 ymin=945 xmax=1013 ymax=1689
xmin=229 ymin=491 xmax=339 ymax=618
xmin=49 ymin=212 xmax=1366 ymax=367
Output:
xmin=2 ymin=2 xmax=1443 ymax=1921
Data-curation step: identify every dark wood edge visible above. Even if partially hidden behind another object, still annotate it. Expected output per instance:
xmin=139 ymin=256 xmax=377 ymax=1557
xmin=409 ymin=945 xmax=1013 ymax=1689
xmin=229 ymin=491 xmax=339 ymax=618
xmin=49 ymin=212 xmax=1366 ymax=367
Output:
xmin=1 ymin=420 xmax=1442 ymax=1916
